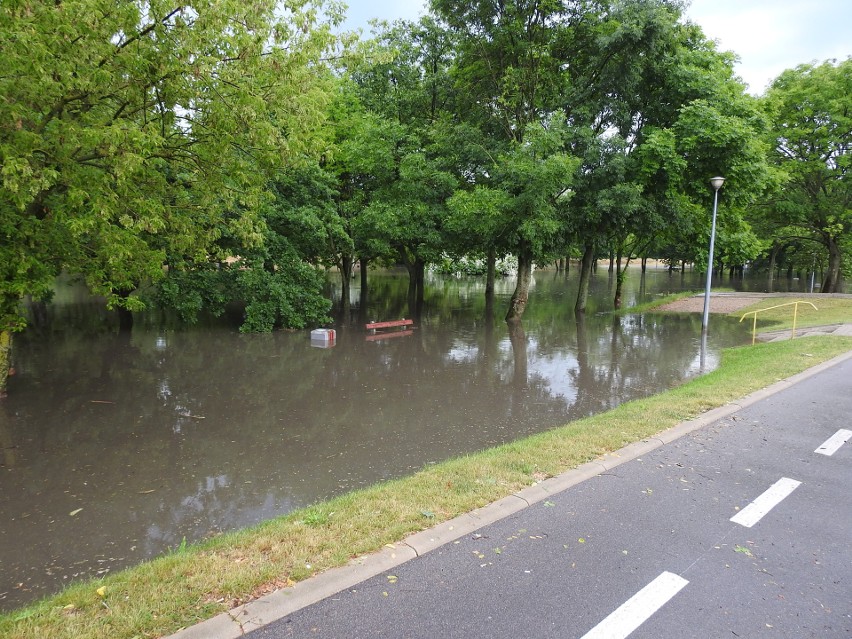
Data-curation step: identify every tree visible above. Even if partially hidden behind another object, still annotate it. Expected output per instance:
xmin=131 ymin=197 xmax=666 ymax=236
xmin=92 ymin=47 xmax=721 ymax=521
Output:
xmin=348 ymin=18 xmax=459 ymax=312
xmin=0 ymin=0 xmax=340 ymax=392
xmin=565 ymin=2 xmax=772 ymax=311
xmin=762 ymin=59 xmax=851 ymax=292
xmin=433 ymin=0 xmax=576 ymax=323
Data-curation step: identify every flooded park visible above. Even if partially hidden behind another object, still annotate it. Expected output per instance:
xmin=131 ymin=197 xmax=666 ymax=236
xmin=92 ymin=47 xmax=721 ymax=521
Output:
xmin=0 ymin=266 xmax=810 ymax=610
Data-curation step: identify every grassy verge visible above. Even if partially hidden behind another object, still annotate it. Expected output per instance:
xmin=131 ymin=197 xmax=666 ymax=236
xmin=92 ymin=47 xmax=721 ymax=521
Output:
xmin=3 ymin=336 xmax=852 ymax=639
xmin=730 ymin=297 xmax=852 ymax=331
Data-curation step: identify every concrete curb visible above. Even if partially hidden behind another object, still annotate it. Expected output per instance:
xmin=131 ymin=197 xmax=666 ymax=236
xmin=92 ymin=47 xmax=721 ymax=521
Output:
xmin=164 ymin=347 xmax=852 ymax=639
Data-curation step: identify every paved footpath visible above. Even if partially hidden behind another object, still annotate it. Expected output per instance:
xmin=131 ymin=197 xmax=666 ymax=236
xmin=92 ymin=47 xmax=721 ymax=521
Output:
xmin=171 ymin=352 xmax=852 ymax=639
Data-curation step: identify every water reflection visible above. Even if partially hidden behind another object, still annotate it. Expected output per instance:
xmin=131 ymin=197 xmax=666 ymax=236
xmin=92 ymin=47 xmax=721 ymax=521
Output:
xmin=0 ymin=269 xmax=748 ymax=610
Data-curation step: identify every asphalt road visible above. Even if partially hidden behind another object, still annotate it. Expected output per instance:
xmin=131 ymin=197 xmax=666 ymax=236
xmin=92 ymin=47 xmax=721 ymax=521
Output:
xmin=244 ymin=356 xmax=852 ymax=639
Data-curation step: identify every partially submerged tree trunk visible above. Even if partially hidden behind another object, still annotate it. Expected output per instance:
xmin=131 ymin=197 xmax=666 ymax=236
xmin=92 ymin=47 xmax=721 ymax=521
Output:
xmin=358 ymin=258 xmax=369 ymax=322
xmin=405 ymin=258 xmax=426 ymax=319
xmin=359 ymin=258 xmax=369 ymax=292
xmin=575 ymin=243 xmax=595 ymax=314
xmin=339 ymin=254 xmax=353 ymax=319
xmin=505 ymin=250 xmax=533 ymax=322
xmin=485 ymin=247 xmax=496 ymax=301
xmin=398 ymin=248 xmax=425 ymax=317
xmin=613 ymin=247 xmax=626 ymax=310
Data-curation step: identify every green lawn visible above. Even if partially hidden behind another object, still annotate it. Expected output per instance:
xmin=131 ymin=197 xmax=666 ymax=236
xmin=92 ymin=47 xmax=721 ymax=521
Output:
xmin=730 ymin=297 xmax=852 ymax=331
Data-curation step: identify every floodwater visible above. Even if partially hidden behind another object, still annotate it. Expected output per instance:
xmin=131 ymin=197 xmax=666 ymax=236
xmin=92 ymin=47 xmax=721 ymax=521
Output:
xmin=0 ymin=267 xmax=783 ymax=610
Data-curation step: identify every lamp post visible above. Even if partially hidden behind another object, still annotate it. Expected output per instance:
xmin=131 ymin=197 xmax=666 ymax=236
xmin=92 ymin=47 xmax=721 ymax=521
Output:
xmin=701 ymin=176 xmax=725 ymax=334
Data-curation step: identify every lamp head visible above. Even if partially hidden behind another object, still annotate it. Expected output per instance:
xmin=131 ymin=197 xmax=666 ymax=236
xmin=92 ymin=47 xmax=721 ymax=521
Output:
xmin=710 ymin=176 xmax=725 ymax=191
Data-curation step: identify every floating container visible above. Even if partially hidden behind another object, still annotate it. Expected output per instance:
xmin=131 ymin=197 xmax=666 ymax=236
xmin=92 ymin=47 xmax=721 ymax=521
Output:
xmin=310 ymin=328 xmax=336 ymax=348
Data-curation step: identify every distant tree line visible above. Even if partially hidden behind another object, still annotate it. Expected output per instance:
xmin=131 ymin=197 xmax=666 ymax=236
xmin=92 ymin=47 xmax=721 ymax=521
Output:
xmin=1 ymin=0 xmax=849 ymax=393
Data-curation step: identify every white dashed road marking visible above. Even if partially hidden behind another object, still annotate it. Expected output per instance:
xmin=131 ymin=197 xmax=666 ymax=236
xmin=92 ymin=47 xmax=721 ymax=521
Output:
xmin=580 ymin=571 xmax=689 ymax=639
xmin=730 ymin=477 xmax=801 ymax=528
xmin=815 ymin=429 xmax=852 ymax=456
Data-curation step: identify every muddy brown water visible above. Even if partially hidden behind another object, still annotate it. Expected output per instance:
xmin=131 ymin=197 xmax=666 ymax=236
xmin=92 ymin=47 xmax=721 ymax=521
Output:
xmin=0 ymin=267 xmax=804 ymax=610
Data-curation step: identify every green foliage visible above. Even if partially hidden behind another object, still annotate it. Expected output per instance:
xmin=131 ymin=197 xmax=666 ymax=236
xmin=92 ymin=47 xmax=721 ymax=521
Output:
xmin=2 ymin=0 xmax=840 ymax=339
xmin=154 ymin=256 xmax=331 ymax=332
xmin=760 ymin=58 xmax=852 ymax=291
xmin=152 ymin=267 xmax=233 ymax=324
xmin=0 ymin=0 xmax=340 ymax=330
xmin=237 ymin=262 xmax=331 ymax=333
xmin=718 ymin=217 xmax=766 ymax=268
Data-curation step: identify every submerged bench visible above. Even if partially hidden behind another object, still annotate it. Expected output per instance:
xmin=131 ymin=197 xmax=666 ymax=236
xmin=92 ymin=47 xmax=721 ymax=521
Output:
xmin=365 ymin=318 xmax=414 ymax=341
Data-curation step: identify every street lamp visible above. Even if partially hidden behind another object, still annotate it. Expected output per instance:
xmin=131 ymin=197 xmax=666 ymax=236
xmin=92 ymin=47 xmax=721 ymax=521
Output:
xmin=701 ymin=176 xmax=725 ymax=334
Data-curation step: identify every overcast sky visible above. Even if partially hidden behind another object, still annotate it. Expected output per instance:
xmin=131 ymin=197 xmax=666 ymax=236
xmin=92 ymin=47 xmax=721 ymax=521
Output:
xmin=339 ymin=0 xmax=851 ymax=95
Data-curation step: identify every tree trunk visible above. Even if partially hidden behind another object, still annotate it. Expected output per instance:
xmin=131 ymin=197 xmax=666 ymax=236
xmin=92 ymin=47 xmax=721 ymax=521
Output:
xmin=485 ymin=247 xmax=496 ymax=300
xmin=406 ymin=258 xmax=426 ymax=318
xmin=613 ymin=247 xmax=625 ymax=310
xmin=339 ymin=254 xmax=353 ymax=318
xmin=822 ymin=237 xmax=842 ymax=293
xmin=575 ymin=243 xmax=595 ymax=314
xmin=767 ymin=242 xmax=780 ymax=293
xmin=0 ymin=329 xmax=11 ymax=398
xmin=505 ymin=250 xmax=533 ymax=322
xmin=358 ymin=258 xmax=369 ymax=322
xmin=613 ymin=269 xmax=626 ymax=310
xmin=415 ymin=259 xmax=425 ymax=309
xmin=360 ymin=258 xmax=369 ymax=292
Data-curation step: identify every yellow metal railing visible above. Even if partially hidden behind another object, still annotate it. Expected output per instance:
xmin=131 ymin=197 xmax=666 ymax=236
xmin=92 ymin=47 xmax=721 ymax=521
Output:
xmin=740 ymin=300 xmax=818 ymax=345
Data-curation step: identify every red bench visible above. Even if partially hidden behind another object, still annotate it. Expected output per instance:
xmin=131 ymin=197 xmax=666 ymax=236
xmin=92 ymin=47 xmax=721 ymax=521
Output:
xmin=365 ymin=318 xmax=414 ymax=341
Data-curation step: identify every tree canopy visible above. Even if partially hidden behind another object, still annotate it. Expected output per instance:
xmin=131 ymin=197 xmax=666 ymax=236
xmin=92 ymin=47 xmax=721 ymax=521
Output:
xmin=1 ymin=0 xmax=846 ymax=395
xmin=1 ymin=0 xmax=340 ymax=330
xmin=759 ymin=58 xmax=851 ymax=292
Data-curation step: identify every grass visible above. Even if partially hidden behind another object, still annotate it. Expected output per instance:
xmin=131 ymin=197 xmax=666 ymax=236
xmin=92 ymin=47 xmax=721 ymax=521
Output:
xmin=731 ymin=297 xmax=852 ymax=331
xmin=2 ymin=336 xmax=852 ymax=639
